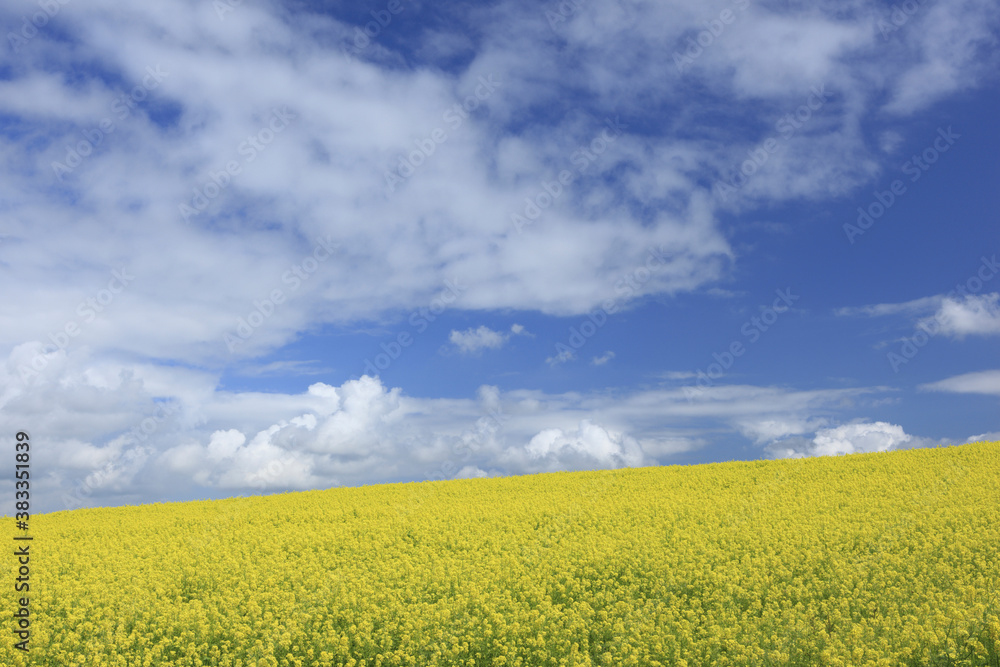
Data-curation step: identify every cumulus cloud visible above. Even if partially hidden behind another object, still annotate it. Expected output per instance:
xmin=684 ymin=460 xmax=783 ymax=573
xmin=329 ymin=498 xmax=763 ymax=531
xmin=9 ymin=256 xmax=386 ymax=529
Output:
xmin=156 ymin=375 xmax=404 ymax=489
xmin=449 ymin=326 xmax=508 ymax=354
xmin=448 ymin=324 xmax=526 ymax=354
xmin=206 ymin=429 xmax=246 ymax=462
xmin=765 ymin=421 xmax=912 ymax=458
xmin=811 ymin=422 xmax=912 ymax=456
xmin=454 ymin=465 xmax=489 ymax=479
xmin=7 ymin=335 xmax=952 ymax=514
xmin=516 ymin=420 xmax=648 ymax=471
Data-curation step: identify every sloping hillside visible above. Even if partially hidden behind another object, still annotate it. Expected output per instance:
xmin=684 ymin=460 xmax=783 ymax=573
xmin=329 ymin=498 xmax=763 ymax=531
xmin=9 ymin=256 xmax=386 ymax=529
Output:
xmin=8 ymin=441 xmax=1000 ymax=666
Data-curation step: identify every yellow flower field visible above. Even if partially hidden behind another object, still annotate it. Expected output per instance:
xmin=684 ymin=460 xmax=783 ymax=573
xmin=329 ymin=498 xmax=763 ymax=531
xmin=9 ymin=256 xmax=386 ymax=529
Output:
xmin=5 ymin=441 xmax=1000 ymax=667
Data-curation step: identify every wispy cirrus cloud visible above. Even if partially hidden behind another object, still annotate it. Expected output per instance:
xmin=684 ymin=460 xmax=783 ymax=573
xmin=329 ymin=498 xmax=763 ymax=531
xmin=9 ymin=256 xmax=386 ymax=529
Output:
xmin=920 ymin=369 xmax=1000 ymax=396
xmin=838 ymin=293 xmax=1000 ymax=339
xmin=835 ymin=295 xmax=942 ymax=318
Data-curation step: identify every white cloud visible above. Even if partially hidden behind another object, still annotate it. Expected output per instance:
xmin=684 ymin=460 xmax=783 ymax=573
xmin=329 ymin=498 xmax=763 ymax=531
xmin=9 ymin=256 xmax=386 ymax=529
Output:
xmin=206 ymin=429 xmax=245 ymax=462
xmin=766 ymin=421 xmax=912 ymax=458
xmin=920 ymin=370 xmax=1000 ymax=396
xmin=878 ymin=130 xmax=904 ymax=153
xmin=546 ymin=347 xmax=576 ymax=366
xmin=835 ymin=295 xmax=941 ymax=318
xmin=591 ymin=351 xmax=615 ymax=366
xmin=0 ymin=0 xmax=994 ymax=371
xmin=735 ymin=417 xmax=829 ymax=445
xmin=921 ymin=293 xmax=1000 ymax=338
xmin=449 ymin=326 xmax=509 ymax=354
xmin=155 ymin=375 xmax=403 ymax=489
xmin=454 ymin=465 xmax=489 ymax=479
xmin=811 ymin=422 xmax=912 ymax=456
xmin=4 ymin=338 xmax=939 ymax=513
xmin=881 ymin=0 xmax=1000 ymax=115
xmin=236 ymin=359 xmax=329 ymax=377
xmin=965 ymin=431 xmax=1000 ymax=443
xmin=447 ymin=323 xmax=528 ymax=354
xmin=636 ymin=435 xmax=704 ymax=458
xmin=0 ymin=0 xmax=738 ymax=372
xmin=518 ymin=420 xmax=648 ymax=470
xmin=836 ymin=293 xmax=1000 ymax=349
xmin=659 ymin=370 xmax=697 ymax=380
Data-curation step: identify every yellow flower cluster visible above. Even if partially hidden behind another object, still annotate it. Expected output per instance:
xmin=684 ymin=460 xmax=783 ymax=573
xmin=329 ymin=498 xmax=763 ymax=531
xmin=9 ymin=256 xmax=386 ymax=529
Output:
xmin=4 ymin=441 xmax=999 ymax=666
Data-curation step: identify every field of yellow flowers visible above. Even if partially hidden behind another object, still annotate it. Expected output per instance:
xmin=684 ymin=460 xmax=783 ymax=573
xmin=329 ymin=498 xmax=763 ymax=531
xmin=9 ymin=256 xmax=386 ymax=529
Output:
xmin=5 ymin=440 xmax=1000 ymax=667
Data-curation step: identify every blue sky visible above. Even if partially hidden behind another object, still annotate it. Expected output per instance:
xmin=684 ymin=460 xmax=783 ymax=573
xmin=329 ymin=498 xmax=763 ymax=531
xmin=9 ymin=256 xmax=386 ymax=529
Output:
xmin=1 ymin=0 xmax=998 ymax=513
